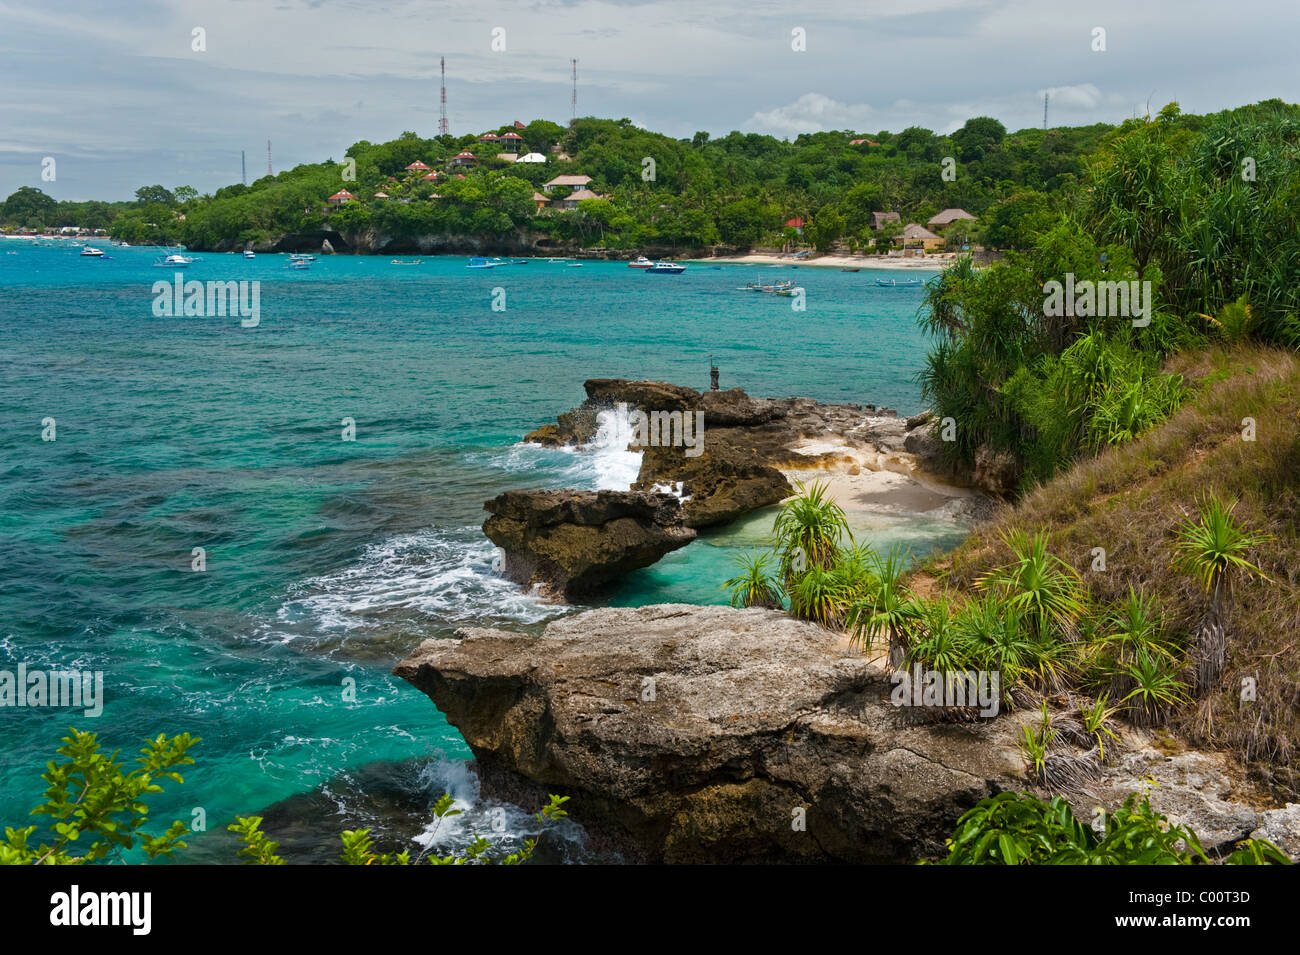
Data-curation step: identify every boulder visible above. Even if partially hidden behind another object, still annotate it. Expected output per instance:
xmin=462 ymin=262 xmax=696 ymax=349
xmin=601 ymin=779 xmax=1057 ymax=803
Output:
xmin=635 ymin=439 xmax=792 ymax=528
xmin=482 ymin=490 xmax=695 ymax=597
xmin=583 ymin=379 xmax=700 ymax=412
xmin=972 ymin=443 xmax=1021 ymax=497
xmin=903 ymin=424 xmax=947 ymax=472
xmin=395 ymin=604 xmax=1032 ymax=863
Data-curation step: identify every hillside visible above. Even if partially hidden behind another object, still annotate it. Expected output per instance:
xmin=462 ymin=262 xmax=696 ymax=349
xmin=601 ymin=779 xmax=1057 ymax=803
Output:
xmin=934 ymin=344 xmax=1300 ymax=799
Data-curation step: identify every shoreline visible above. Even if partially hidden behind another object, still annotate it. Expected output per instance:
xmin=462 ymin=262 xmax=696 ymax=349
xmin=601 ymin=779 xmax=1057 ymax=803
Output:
xmin=695 ymin=251 xmax=959 ymax=271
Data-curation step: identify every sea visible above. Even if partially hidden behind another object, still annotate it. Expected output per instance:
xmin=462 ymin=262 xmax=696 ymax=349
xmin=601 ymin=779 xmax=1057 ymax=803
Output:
xmin=0 ymin=240 xmax=960 ymax=862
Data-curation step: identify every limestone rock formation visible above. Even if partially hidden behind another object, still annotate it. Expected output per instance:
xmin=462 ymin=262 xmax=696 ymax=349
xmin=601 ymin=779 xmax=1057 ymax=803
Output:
xmin=482 ymin=490 xmax=695 ymax=597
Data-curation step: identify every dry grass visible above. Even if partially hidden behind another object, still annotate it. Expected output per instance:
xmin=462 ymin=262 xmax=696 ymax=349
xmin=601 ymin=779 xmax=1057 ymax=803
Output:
xmin=941 ymin=344 xmax=1300 ymax=800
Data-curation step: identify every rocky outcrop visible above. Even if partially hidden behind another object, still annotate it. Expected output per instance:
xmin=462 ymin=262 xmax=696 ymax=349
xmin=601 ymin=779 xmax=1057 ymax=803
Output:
xmin=522 ymin=379 xmax=962 ymax=528
xmin=972 ymin=444 xmax=1021 ymax=497
xmin=396 ymin=604 xmax=1296 ymax=863
xmin=396 ymin=604 xmax=1033 ymax=863
xmin=482 ymin=490 xmax=695 ymax=597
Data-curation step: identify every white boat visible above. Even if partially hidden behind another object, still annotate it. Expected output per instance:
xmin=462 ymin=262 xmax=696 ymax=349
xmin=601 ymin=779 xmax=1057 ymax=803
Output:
xmin=243 ymin=250 xmax=256 ymax=259
xmin=467 ymin=256 xmax=501 ymax=269
xmin=645 ymin=261 xmax=685 ymax=274
xmin=628 ymin=255 xmax=653 ymax=269
xmin=153 ymin=253 xmax=193 ymax=267
xmin=79 ymin=247 xmax=105 ymax=257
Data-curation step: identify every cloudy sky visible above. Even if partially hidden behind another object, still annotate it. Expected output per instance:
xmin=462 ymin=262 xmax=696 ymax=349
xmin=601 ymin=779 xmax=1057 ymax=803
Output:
xmin=2 ymin=0 xmax=1295 ymax=201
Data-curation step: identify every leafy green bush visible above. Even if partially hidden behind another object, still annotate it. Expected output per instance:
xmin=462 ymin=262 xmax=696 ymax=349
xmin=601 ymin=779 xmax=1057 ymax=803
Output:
xmin=1 ymin=728 xmax=197 ymax=865
xmin=936 ymin=790 xmax=1290 ymax=865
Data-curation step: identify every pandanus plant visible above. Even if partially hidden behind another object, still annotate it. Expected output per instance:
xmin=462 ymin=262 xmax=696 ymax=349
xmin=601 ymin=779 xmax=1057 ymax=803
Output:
xmin=771 ymin=480 xmax=849 ymax=585
xmin=1171 ymin=494 xmax=1270 ymax=694
xmin=846 ymin=546 xmax=922 ymax=668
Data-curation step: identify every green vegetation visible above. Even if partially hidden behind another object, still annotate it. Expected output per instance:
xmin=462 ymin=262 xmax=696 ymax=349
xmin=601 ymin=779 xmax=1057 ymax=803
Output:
xmin=919 ymin=100 xmax=1300 ymax=490
xmin=3 ymin=729 xmax=567 ymax=866
xmin=936 ymin=791 xmax=1289 ymax=865
xmin=3 ymin=112 xmax=1115 ymax=249
xmin=0 ymin=728 xmax=197 ymax=865
xmin=944 ymin=346 xmax=1300 ymax=798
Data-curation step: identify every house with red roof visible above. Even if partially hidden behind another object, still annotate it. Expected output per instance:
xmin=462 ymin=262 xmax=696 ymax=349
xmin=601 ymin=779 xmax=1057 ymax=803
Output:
xmin=404 ymin=161 xmax=430 ymax=172
xmin=327 ymin=190 xmax=354 ymax=207
xmin=478 ymin=133 xmax=500 ymax=143
xmin=451 ymin=151 xmax=476 ymax=167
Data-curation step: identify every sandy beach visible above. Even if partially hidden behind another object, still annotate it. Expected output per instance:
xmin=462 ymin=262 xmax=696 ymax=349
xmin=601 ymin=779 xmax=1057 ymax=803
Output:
xmin=778 ymin=432 xmax=986 ymax=523
xmin=697 ymin=250 xmax=963 ymax=271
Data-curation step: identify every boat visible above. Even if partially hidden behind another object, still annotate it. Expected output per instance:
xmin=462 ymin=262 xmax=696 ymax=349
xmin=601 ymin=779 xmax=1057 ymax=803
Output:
xmin=79 ymin=247 xmax=105 ymax=257
xmin=645 ymin=262 xmax=686 ymax=274
xmin=565 ymin=262 xmax=584 ymax=268
xmin=628 ymin=255 xmax=654 ymax=269
xmin=243 ymin=250 xmax=256 ymax=259
xmin=391 ymin=258 xmax=423 ymax=265
xmin=467 ymin=256 xmax=502 ymax=269
xmin=841 ymin=268 xmax=860 ymax=273
xmin=546 ymin=257 xmax=567 ymax=263
xmin=509 ymin=259 xmax=530 ymax=265
xmin=153 ymin=253 xmax=193 ymax=267
xmin=876 ymin=278 xmax=922 ymax=287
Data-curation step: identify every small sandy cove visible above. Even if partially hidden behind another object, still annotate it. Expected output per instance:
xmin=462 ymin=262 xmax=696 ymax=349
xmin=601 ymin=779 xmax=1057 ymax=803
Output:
xmin=780 ymin=435 xmax=978 ymax=518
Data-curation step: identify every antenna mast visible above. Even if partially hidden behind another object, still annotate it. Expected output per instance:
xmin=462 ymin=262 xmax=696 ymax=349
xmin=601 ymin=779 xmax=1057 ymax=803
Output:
xmin=267 ymin=139 xmax=272 ymax=177
xmin=241 ymin=150 xmax=246 ymax=185
xmin=1043 ymin=92 xmax=1049 ymax=130
xmin=571 ymin=58 xmax=577 ymax=123
xmin=439 ymin=56 xmax=449 ymax=136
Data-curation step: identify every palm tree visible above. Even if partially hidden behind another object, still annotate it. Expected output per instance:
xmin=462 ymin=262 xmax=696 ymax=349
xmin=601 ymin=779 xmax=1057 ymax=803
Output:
xmin=1172 ymin=494 xmax=1270 ymax=693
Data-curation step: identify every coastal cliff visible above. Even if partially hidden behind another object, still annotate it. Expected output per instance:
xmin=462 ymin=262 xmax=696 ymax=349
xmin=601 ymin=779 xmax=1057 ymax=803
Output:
xmin=395 ymin=604 xmax=1296 ymax=863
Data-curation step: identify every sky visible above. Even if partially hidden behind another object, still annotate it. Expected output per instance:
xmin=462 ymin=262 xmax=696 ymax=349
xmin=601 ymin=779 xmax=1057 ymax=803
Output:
xmin=1 ymin=0 xmax=1296 ymax=201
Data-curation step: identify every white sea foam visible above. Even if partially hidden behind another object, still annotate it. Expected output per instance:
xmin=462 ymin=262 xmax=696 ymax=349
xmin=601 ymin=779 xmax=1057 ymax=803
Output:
xmin=276 ymin=528 xmax=563 ymax=634
xmin=482 ymin=406 xmax=643 ymax=491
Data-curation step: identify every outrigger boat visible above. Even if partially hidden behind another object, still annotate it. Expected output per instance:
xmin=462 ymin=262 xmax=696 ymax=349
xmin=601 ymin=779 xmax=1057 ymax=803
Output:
xmin=467 ymin=256 xmax=504 ymax=268
xmin=391 ymin=258 xmax=423 ymax=265
xmin=876 ymin=277 xmax=922 ymax=287
xmin=737 ymin=280 xmax=796 ymax=294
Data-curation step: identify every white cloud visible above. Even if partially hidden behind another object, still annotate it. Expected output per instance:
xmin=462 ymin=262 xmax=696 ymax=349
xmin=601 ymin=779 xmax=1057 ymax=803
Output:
xmin=745 ymin=93 xmax=874 ymax=138
xmin=1038 ymin=83 xmax=1103 ymax=110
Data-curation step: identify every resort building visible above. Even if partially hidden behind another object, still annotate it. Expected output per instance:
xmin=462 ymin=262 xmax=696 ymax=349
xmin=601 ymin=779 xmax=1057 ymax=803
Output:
xmin=420 ymin=171 xmax=440 ymax=181
xmin=516 ymin=152 xmax=547 ymax=164
xmin=496 ymin=153 xmax=519 ymax=163
xmin=478 ymin=133 xmax=500 ymax=143
xmin=556 ymin=187 xmax=606 ymax=209
xmin=870 ymin=211 xmax=901 ymax=230
xmin=898 ymin=223 xmax=943 ymax=252
xmin=927 ymin=208 xmax=977 ymax=229
xmin=451 ymin=151 xmax=477 ymax=167
xmin=531 ymin=191 xmax=549 ymax=212
xmin=500 ymin=132 xmax=524 ymax=145
xmin=327 ymin=190 xmax=354 ymax=207
xmin=373 ymin=191 xmax=389 ymax=199
xmin=404 ymin=161 xmax=430 ymax=173
xmin=543 ymin=173 xmax=593 ymax=193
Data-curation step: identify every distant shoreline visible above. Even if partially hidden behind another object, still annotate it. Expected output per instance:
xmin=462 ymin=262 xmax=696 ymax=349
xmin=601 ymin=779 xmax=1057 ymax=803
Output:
xmin=695 ymin=251 xmax=956 ymax=271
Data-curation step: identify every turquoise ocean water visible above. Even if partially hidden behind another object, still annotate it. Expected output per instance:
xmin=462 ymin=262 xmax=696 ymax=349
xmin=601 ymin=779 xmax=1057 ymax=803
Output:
xmin=0 ymin=241 xmax=958 ymax=861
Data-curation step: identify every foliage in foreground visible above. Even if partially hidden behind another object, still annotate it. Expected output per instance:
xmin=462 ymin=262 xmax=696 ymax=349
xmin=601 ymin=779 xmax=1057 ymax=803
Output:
xmin=2 ymin=729 xmax=566 ymax=866
xmin=0 ymin=729 xmax=197 ymax=865
xmin=935 ymin=790 xmax=1290 ymax=865
xmin=230 ymin=793 xmax=570 ymax=865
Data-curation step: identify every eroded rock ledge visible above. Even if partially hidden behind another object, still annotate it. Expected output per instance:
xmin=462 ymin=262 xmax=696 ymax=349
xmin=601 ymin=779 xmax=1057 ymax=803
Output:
xmin=482 ymin=490 xmax=695 ymax=598
xmin=396 ymin=603 xmax=1030 ymax=862
xmin=395 ymin=604 xmax=1295 ymax=863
